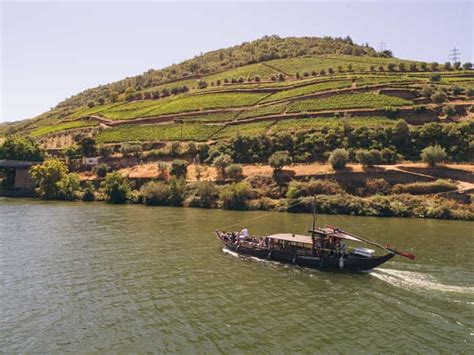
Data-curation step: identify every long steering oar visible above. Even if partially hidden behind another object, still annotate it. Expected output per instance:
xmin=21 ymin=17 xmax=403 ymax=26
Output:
xmin=326 ymin=225 xmax=416 ymax=260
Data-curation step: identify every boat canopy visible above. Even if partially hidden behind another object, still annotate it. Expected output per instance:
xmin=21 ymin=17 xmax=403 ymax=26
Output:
xmin=267 ymin=233 xmax=312 ymax=244
xmin=318 ymin=228 xmax=361 ymax=242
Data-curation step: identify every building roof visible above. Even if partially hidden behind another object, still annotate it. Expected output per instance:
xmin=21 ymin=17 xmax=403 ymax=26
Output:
xmin=0 ymin=160 xmax=39 ymax=168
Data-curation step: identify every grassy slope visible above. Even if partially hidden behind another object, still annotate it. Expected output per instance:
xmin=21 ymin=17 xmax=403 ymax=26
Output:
xmin=4 ymin=36 xmax=473 ymax=144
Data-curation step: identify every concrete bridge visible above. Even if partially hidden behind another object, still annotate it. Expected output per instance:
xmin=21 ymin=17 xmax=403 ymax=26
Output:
xmin=0 ymin=160 xmax=39 ymax=194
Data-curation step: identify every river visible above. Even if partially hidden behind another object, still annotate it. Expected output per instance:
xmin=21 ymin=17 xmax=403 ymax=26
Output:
xmin=1 ymin=198 xmax=473 ymax=353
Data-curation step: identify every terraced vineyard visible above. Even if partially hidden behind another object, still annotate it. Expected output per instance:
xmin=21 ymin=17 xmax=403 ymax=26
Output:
xmin=2 ymin=36 xmax=473 ymax=146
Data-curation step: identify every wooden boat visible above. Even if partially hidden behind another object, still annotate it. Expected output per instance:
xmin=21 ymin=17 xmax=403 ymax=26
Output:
xmin=216 ymin=200 xmax=415 ymax=272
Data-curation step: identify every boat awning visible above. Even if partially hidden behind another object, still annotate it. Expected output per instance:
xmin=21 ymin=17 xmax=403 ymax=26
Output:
xmin=319 ymin=227 xmax=361 ymax=241
xmin=267 ymin=233 xmax=313 ymax=244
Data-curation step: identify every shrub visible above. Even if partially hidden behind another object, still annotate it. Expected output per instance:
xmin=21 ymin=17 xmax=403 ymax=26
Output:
xmin=451 ymin=85 xmax=463 ymax=95
xmin=30 ymin=158 xmax=69 ymax=199
xmin=168 ymin=177 xmax=186 ymax=206
xmin=462 ymin=62 xmax=472 ymax=70
xmin=170 ymin=142 xmax=181 ymax=156
xmin=87 ymin=101 xmax=95 ymax=108
xmin=421 ymin=85 xmax=434 ymax=98
xmin=430 ymin=91 xmax=447 ymax=103
xmin=356 ymin=149 xmax=383 ymax=167
xmin=140 ymin=181 xmax=169 ymax=205
xmin=328 ymin=148 xmax=349 ymax=169
xmin=79 ymin=137 xmax=97 ymax=157
xmin=95 ymin=163 xmax=109 ymax=178
xmin=442 ymin=105 xmax=456 ymax=117
xmin=268 ymin=151 xmax=292 ymax=172
xmin=213 ymin=154 xmax=232 ymax=178
xmin=365 ymin=178 xmax=390 ymax=195
xmin=82 ymin=181 xmax=95 ymax=201
xmin=392 ymin=180 xmax=457 ymax=195
xmin=56 ymin=173 xmax=81 ymax=201
xmin=188 ymin=181 xmax=218 ymax=208
xmin=171 ymin=160 xmax=189 ymax=178
xmin=286 ymin=179 xmax=344 ymax=198
xmin=121 ymin=143 xmax=142 ymax=157
xmin=220 ymin=182 xmax=252 ymax=210
xmin=226 ymin=164 xmax=243 ymax=181
xmin=101 ymin=172 xmax=131 ymax=203
xmin=430 ymin=73 xmax=441 ymax=82
xmin=421 ymin=145 xmax=447 ymax=166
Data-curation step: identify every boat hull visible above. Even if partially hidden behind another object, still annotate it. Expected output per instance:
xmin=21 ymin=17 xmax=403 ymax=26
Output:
xmin=217 ymin=231 xmax=394 ymax=272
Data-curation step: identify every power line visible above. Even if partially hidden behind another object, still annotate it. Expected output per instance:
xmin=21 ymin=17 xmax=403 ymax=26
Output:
xmin=449 ymin=47 xmax=461 ymax=63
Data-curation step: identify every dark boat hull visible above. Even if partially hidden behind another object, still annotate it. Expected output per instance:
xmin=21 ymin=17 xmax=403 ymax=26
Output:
xmin=217 ymin=232 xmax=394 ymax=272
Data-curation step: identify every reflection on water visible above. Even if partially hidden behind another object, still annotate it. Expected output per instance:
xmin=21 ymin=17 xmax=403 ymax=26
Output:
xmin=0 ymin=198 xmax=473 ymax=352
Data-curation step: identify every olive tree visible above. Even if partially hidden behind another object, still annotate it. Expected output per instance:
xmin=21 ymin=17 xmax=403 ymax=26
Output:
xmin=328 ymin=148 xmax=349 ymax=170
xmin=268 ymin=151 xmax=292 ymax=173
xmin=421 ymin=145 xmax=447 ymax=166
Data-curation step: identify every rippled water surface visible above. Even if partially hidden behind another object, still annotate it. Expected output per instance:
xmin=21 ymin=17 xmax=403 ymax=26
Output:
xmin=1 ymin=198 xmax=473 ymax=352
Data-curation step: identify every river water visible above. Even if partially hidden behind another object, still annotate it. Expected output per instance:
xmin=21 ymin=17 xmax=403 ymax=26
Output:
xmin=1 ymin=198 xmax=473 ymax=353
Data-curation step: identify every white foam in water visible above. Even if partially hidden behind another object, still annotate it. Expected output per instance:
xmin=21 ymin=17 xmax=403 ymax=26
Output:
xmin=370 ymin=268 xmax=474 ymax=294
xmin=222 ymin=247 xmax=239 ymax=258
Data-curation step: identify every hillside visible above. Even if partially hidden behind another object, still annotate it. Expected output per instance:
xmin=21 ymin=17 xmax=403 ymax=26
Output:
xmin=2 ymin=35 xmax=473 ymax=163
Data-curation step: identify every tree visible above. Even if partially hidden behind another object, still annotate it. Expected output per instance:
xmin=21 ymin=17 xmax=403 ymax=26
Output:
xmin=170 ymin=159 xmax=188 ymax=178
xmin=220 ymin=182 xmax=252 ymax=210
xmin=213 ymin=154 xmax=232 ymax=178
xmin=56 ymin=173 xmax=81 ymax=200
xmin=79 ymin=137 xmax=97 ymax=157
xmin=421 ymin=85 xmax=434 ymax=97
xmin=98 ymin=144 xmax=112 ymax=158
xmin=431 ymin=62 xmax=439 ymax=71
xmin=442 ymin=105 xmax=456 ymax=117
xmin=453 ymin=62 xmax=461 ymax=70
xmin=170 ymin=142 xmax=180 ymax=156
xmin=421 ymin=145 xmax=447 ymax=166
xmin=409 ymin=63 xmax=417 ymax=71
xmin=462 ymin=62 xmax=472 ymax=70
xmin=268 ymin=151 xmax=292 ymax=172
xmin=95 ymin=163 xmax=109 ymax=178
xmin=430 ymin=91 xmax=447 ymax=103
xmin=82 ymin=181 xmax=95 ymax=201
xmin=225 ymin=164 xmax=243 ymax=181
xmin=430 ymin=73 xmax=441 ymax=82
xmin=328 ymin=67 xmax=334 ymax=74
xmin=192 ymin=181 xmax=218 ymax=208
xmin=121 ymin=143 xmax=141 ymax=157
xmin=87 ymin=101 xmax=95 ymax=108
xmin=101 ymin=172 xmax=131 ymax=203
xmin=0 ymin=135 xmax=44 ymax=161
xmin=443 ymin=62 xmax=452 ymax=71
xmin=378 ymin=65 xmax=384 ymax=72
xmin=168 ymin=177 xmax=186 ymax=206
xmin=29 ymin=158 xmax=69 ymax=199
xmin=398 ymin=63 xmax=406 ymax=71
xmin=356 ymin=149 xmax=383 ymax=167
xmin=387 ymin=63 xmax=396 ymax=71
xmin=420 ymin=62 xmax=427 ymax=71
xmin=140 ymin=181 xmax=168 ymax=205
xmin=328 ymin=148 xmax=349 ymax=169
xmin=98 ymin=97 xmax=105 ymax=105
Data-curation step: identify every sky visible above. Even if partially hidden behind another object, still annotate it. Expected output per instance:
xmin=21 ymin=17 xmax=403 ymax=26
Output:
xmin=1 ymin=0 xmax=473 ymax=122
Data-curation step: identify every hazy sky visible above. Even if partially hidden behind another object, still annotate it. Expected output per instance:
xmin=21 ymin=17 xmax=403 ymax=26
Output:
xmin=1 ymin=0 xmax=473 ymax=122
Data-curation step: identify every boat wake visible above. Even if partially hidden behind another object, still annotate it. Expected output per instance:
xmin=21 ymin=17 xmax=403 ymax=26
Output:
xmin=222 ymin=247 xmax=239 ymax=258
xmin=370 ymin=268 xmax=474 ymax=294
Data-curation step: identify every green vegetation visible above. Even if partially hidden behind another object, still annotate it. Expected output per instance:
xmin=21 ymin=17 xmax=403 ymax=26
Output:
xmin=238 ymin=103 xmax=287 ymax=119
xmin=212 ymin=121 xmax=274 ymax=139
xmin=260 ymin=80 xmax=352 ymax=103
xmin=421 ymin=145 xmax=448 ymax=166
xmin=288 ymin=93 xmax=411 ymax=113
xmin=29 ymin=158 xmax=80 ymax=200
xmin=328 ymin=148 xmax=349 ymax=169
xmin=96 ymin=123 xmax=220 ymax=143
xmin=101 ymin=172 xmax=132 ymax=203
xmin=30 ymin=120 xmax=98 ymax=137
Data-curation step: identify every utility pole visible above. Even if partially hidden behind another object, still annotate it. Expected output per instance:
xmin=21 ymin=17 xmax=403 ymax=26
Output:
xmin=378 ymin=41 xmax=386 ymax=52
xmin=449 ymin=47 xmax=461 ymax=64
